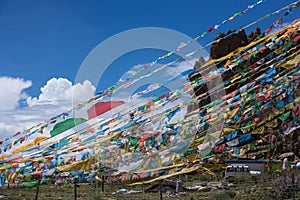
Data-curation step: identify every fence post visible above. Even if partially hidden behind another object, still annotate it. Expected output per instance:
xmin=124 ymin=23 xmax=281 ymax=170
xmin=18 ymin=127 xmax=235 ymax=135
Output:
xmin=292 ymin=171 xmax=295 ymax=200
xmin=176 ymin=175 xmax=183 ymax=193
xmin=101 ymin=175 xmax=104 ymax=193
xmin=159 ymin=180 xmax=163 ymax=200
xmin=74 ymin=177 xmax=77 ymax=200
xmin=35 ymin=179 xmax=41 ymax=200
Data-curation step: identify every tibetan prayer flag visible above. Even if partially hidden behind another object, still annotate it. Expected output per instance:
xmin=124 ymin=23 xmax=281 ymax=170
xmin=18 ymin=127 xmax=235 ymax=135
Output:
xmin=50 ymin=118 xmax=87 ymax=137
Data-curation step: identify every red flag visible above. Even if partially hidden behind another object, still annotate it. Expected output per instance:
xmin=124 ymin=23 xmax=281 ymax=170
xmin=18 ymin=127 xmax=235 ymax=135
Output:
xmin=20 ymin=136 xmax=26 ymax=144
xmin=293 ymin=35 xmax=300 ymax=43
xmin=207 ymin=27 xmax=214 ymax=32
xmin=265 ymin=25 xmax=273 ymax=34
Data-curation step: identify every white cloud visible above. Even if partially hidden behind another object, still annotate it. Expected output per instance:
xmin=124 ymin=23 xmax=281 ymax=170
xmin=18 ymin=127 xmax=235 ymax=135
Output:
xmin=0 ymin=118 xmax=36 ymax=140
xmin=132 ymin=64 xmax=142 ymax=69
xmin=27 ymin=78 xmax=96 ymax=107
xmin=0 ymin=77 xmax=96 ymax=140
xmin=163 ymin=56 xmax=211 ymax=81
xmin=165 ymin=58 xmax=197 ymax=77
xmin=109 ymin=59 xmax=198 ymax=107
xmin=0 ymin=122 xmax=18 ymax=138
xmin=0 ymin=59 xmax=196 ymax=140
xmin=0 ymin=77 xmax=32 ymax=110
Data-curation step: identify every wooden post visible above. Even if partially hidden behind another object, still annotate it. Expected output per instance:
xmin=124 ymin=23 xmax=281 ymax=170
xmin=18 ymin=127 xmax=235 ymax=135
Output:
xmin=74 ymin=178 xmax=77 ymax=200
xmin=35 ymin=179 xmax=41 ymax=200
xmin=292 ymin=171 xmax=295 ymax=200
xmin=159 ymin=180 xmax=163 ymax=200
xmin=101 ymin=175 xmax=104 ymax=193
xmin=176 ymin=175 xmax=183 ymax=193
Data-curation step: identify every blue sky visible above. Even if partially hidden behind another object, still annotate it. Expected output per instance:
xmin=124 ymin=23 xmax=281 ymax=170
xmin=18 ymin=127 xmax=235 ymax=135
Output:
xmin=0 ymin=0 xmax=299 ymax=138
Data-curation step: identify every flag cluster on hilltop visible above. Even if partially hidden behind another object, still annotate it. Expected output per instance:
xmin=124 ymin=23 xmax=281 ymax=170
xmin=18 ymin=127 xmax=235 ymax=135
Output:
xmin=0 ymin=2 xmax=300 ymax=187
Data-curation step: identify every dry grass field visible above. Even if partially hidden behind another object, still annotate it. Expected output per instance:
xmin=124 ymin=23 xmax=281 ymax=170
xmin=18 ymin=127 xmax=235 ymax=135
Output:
xmin=0 ymin=170 xmax=299 ymax=200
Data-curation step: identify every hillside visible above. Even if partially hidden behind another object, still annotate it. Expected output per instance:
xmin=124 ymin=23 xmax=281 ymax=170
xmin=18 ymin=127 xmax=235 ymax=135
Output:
xmin=0 ymin=9 xmax=299 ymax=199
xmin=187 ymin=20 xmax=300 ymax=164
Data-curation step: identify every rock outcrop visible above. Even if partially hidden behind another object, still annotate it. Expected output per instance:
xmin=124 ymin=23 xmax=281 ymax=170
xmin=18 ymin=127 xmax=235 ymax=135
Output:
xmin=188 ymin=23 xmax=300 ymax=162
xmin=209 ymin=29 xmax=248 ymax=59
